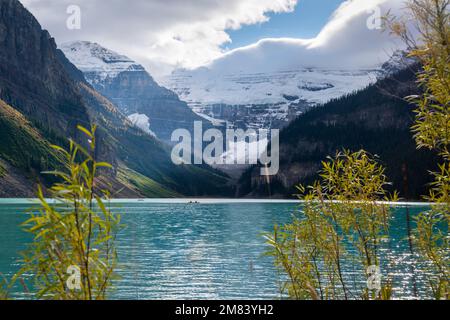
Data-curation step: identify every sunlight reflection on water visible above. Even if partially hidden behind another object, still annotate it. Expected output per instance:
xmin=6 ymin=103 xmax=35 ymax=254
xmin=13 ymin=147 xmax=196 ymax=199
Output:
xmin=0 ymin=201 xmax=435 ymax=299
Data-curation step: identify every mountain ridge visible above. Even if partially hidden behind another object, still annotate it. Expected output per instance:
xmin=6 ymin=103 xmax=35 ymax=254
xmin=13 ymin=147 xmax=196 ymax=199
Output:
xmin=60 ymin=41 xmax=219 ymax=144
xmin=162 ymin=50 xmax=413 ymax=131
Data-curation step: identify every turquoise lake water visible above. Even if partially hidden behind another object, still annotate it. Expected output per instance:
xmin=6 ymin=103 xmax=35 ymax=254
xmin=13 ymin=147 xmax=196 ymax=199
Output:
xmin=0 ymin=200 xmax=435 ymax=299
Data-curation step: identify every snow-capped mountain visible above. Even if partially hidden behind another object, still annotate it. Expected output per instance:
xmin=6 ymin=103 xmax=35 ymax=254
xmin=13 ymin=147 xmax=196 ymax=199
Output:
xmin=380 ymin=50 xmax=417 ymax=76
xmin=61 ymin=41 xmax=145 ymax=88
xmin=162 ymin=30 xmax=412 ymax=131
xmin=60 ymin=41 xmax=216 ymax=143
xmin=160 ymin=0 xmax=410 ymax=131
xmin=163 ymin=67 xmax=383 ymax=130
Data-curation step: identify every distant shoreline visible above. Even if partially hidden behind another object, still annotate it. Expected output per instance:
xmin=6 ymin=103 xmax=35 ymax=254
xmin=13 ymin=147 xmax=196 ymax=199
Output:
xmin=0 ymin=198 xmax=434 ymax=206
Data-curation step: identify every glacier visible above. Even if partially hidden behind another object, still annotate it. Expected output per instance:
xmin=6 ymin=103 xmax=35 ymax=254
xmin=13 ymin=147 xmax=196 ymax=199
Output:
xmin=162 ymin=67 xmax=383 ymax=130
xmin=127 ymin=113 xmax=156 ymax=137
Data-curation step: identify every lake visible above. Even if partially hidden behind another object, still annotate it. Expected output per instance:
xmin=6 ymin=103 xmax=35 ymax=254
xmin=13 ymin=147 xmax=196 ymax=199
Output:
xmin=0 ymin=199 xmax=434 ymax=300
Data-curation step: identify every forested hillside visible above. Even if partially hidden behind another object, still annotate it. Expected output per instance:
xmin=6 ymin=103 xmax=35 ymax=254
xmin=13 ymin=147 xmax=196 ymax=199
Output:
xmin=237 ymin=66 xmax=439 ymax=200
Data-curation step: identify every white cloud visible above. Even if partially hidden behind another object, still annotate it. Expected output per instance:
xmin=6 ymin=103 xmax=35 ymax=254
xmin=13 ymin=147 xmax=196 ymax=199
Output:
xmin=21 ymin=0 xmax=408 ymax=80
xmin=203 ymin=0 xmax=406 ymax=74
xmin=20 ymin=0 xmax=297 ymax=76
xmin=159 ymin=0 xmax=409 ymax=117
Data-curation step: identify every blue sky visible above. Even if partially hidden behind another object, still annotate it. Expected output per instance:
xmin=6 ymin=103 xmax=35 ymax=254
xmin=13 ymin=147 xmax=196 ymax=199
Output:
xmin=226 ymin=0 xmax=345 ymax=49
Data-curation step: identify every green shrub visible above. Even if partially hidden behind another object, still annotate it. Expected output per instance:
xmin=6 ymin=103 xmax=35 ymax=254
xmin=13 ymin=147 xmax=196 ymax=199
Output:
xmin=265 ymin=150 xmax=396 ymax=300
xmin=16 ymin=125 xmax=123 ymax=300
xmin=0 ymin=274 xmax=9 ymax=300
xmin=387 ymin=0 xmax=449 ymax=299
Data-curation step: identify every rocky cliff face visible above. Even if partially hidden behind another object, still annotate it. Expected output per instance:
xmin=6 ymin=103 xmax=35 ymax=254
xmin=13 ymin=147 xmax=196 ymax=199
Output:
xmin=61 ymin=41 xmax=217 ymax=143
xmin=100 ymin=69 xmax=214 ymax=142
xmin=0 ymin=0 xmax=90 ymax=137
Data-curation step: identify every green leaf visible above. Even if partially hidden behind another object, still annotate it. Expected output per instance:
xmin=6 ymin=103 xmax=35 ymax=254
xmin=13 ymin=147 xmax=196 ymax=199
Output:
xmin=77 ymin=125 xmax=93 ymax=138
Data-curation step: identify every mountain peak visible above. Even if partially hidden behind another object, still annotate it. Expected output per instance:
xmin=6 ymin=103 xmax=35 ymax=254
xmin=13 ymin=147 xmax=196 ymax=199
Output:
xmin=60 ymin=41 xmax=145 ymax=84
xmin=380 ymin=50 xmax=417 ymax=76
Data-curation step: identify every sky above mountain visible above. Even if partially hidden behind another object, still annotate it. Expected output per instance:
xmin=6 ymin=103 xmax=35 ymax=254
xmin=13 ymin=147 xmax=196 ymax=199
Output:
xmin=21 ymin=0 xmax=405 ymax=78
xmin=226 ymin=0 xmax=344 ymax=49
